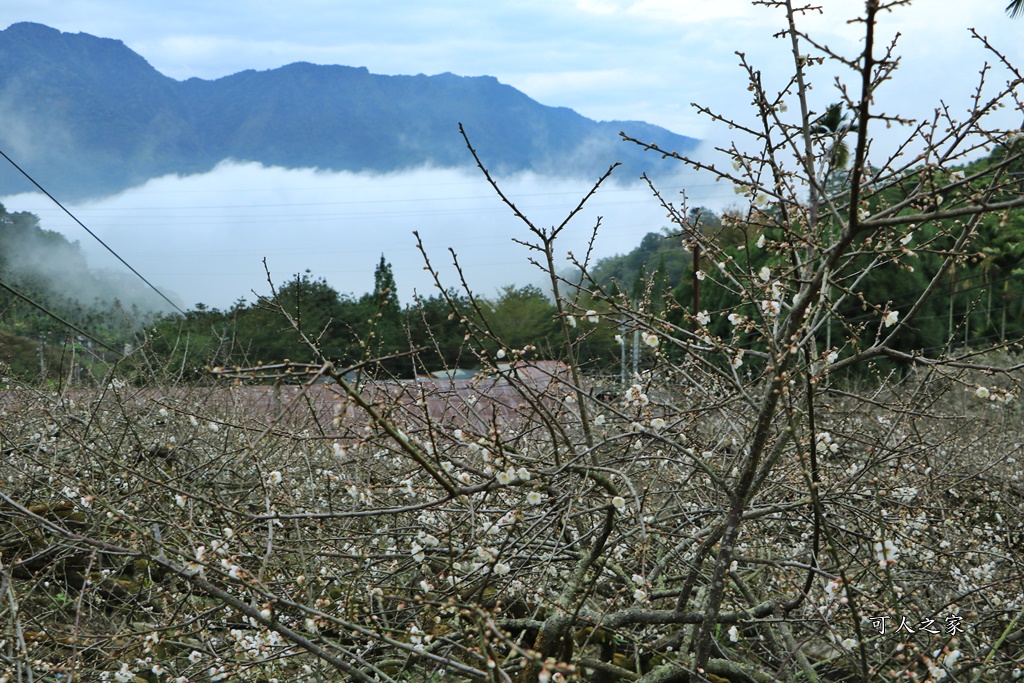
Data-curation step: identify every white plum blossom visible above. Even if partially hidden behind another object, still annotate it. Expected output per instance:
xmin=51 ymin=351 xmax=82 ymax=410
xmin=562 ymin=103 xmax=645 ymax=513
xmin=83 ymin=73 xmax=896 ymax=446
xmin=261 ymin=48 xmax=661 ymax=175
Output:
xmin=633 ymin=588 xmax=648 ymax=602
xmin=759 ymin=266 xmax=771 ymax=281
xmin=696 ymin=310 xmax=711 ymax=326
xmin=408 ymin=624 xmax=424 ymax=649
xmin=650 ymin=417 xmax=666 ymax=431
xmin=874 ymin=538 xmax=900 ymax=568
xmin=728 ymin=625 xmax=740 ymax=642
xmin=565 ymin=315 xmax=577 ymax=328
xmin=267 ymin=471 xmax=283 ymax=486
xmin=174 ymin=494 xmax=186 ymax=508
xmin=594 ymin=414 xmax=606 ymax=426
xmin=927 ymin=662 xmax=948 ymax=681
xmin=585 ymin=310 xmax=599 ymax=323
xmin=643 ymin=332 xmax=659 ymax=348
xmin=727 ymin=312 xmax=745 ymax=325
xmin=882 ymin=310 xmax=899 ymax=328
xmin=611 ymin=496 xmax=627 ymax=510
xmin=418 ymin=530 xmax=440 ymax=547
xmin=493 ymin=562 xmax=511 ymax=576
xmin=974 ymin=386 xmax=991 ymax=400
xmin=731 ymin=349 xmax=744 ymax=369
xmin=625 ymin=384 xmax=650 ymax=407
xmin=526 ymin=491 xmax=544 ymax=505
xmin=113 ymin=663 xmax=135 ymax=683
xmin=756 ymin=233 xmax=767 ymax=248
xmin=695 ymin=270 xmax=706 ymax=281
xmin=825 ymin=350 xmax=839 ymax=365
xmin=815 ymin=431 xmax=839 ymax=453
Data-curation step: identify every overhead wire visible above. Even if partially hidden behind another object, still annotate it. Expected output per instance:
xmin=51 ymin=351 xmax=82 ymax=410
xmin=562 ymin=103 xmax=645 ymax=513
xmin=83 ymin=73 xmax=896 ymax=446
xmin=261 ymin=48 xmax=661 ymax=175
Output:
xmin=0 ymin=147 xmax=186 ymax=314
xmin=0 ymin=278 xmax=124 ymax=356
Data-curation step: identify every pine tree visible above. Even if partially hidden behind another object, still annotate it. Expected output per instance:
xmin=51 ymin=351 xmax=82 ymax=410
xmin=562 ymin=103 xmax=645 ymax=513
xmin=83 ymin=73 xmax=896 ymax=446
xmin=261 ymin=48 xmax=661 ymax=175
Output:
xmin=372 ymin=255 xmax=400 ymax=311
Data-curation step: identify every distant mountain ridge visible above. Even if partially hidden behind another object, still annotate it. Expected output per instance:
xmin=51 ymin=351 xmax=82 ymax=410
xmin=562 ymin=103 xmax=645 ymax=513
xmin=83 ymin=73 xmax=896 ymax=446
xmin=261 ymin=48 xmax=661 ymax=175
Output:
xmin=0 ymin=22 xmax=698 ymax=200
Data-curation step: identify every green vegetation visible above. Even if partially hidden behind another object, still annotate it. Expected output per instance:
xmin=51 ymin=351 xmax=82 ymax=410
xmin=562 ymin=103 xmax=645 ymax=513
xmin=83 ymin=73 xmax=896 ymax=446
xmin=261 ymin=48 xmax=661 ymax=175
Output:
xmin=6 ymin=141 xmax=1024 ymax=385
xmin=5 ymin=3 xmax=1024 ymax=682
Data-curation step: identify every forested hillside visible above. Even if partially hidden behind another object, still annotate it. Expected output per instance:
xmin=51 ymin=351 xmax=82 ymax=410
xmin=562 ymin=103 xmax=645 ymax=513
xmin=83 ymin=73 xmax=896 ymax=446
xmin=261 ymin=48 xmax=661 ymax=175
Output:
xmin=3 ymin=144 xmax=1023 ymax=384
xmin=0 ymin=202 xmax=172 ymax=378
xmin=0 ymin=22 xmax=697 ymax=200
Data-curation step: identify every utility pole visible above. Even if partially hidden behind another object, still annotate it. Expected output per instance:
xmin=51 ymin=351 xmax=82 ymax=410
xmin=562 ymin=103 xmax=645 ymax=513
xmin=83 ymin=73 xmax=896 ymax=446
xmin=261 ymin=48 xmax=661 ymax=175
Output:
xmin=632 ymin=299 xmax=640 ymax=378
xmin=693 ymin=242 xmax=701 ymax=331
xmin=620 ymin=315 xmax=627 ymax=386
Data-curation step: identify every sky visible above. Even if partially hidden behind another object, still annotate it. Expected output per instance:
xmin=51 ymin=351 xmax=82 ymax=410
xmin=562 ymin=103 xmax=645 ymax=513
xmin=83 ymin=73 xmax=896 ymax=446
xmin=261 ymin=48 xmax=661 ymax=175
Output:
xmin=1 ymin=0 xmax=1022 ymax=310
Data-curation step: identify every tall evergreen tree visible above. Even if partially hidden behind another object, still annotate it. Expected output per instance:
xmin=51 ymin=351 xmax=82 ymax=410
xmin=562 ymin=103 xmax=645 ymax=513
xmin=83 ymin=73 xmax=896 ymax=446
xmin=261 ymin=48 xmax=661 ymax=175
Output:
xmin=359 ymin=255 xmax=405 ymax=372
xmin=372 ymin=255 xmax=400 ymax=311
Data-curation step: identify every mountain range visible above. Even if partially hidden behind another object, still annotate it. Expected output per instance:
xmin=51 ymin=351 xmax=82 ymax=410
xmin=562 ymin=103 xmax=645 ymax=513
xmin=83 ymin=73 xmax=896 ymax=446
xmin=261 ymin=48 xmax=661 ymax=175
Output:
xmin=0 ymin=22 xmax=698 ymax=201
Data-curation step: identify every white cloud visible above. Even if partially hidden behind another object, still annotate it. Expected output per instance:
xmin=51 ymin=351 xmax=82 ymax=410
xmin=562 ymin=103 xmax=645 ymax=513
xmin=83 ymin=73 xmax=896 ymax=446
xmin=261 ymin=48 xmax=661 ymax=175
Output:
xmin=1 ymin=0 xmax=1021 ymax=314
xmin=628 ymin=0 xmax=757 ymax=23
xmin=575 ymin=0 xmax=627 ymax=15
xmin=4 ymin=0 xmax=1019 ymax=139
xmin=3 ymin=161 xmax=715 ymax=309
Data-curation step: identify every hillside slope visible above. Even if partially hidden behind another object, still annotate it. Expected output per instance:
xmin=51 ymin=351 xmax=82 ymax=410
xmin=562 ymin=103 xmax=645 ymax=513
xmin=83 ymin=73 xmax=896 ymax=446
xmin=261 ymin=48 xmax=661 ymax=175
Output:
xmin=0 ymin=22 xmax=698 ymax=200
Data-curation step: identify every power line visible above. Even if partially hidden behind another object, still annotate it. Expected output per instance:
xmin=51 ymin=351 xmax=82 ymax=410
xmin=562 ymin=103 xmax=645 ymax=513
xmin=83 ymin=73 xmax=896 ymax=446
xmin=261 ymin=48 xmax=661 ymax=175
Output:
xmin=0 ymin=148 xmax=186 ymax=315
xmin=0 ymin=278 xmax=124 ymax=356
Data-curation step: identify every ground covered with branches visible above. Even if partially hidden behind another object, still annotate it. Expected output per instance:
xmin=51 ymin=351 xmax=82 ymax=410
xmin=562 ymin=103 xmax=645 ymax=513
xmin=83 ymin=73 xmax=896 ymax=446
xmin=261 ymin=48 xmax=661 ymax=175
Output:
xmin=2 ymin=359 xmax=1023 ymax=682
xmin=5 ymin=0 xmax=1024 ymax=681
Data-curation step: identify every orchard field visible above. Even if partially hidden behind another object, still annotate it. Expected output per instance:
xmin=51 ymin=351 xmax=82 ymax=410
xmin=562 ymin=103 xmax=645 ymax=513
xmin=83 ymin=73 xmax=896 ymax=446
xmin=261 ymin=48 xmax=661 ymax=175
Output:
xmin=5 ymin=0 xmax=1024 ymax=680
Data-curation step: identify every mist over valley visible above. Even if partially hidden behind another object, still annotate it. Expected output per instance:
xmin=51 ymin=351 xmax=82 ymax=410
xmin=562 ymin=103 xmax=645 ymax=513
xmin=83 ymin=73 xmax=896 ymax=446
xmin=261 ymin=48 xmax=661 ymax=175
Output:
xmin=3 ymin=162 xmax=726 ymax=311
xmin=0 ymin=21 xmax=715 ymax=314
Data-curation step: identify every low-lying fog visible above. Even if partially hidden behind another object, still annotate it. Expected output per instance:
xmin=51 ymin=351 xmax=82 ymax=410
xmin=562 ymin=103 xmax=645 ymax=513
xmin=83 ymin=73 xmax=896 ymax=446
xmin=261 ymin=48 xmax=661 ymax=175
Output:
xmin=2 ymin=162 xmax=732 ymax=311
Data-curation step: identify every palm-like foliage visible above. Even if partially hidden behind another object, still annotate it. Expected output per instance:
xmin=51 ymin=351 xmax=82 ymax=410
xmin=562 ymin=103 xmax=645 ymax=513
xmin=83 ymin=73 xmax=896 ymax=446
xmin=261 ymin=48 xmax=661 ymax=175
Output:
xmin=1009 ymin=0 xmax=1024 ymax=18
xmin=812 ymin=102 xmax=858 ymax=170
